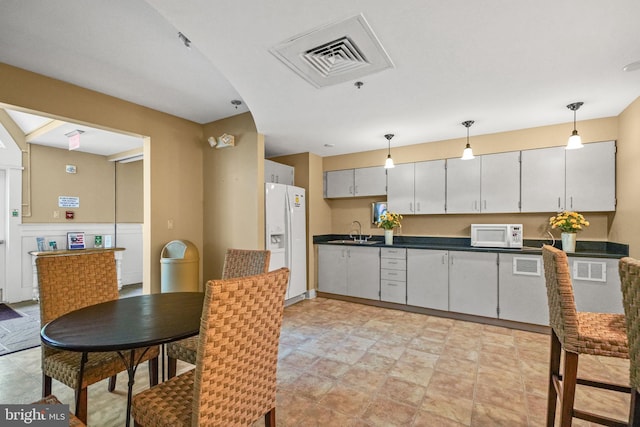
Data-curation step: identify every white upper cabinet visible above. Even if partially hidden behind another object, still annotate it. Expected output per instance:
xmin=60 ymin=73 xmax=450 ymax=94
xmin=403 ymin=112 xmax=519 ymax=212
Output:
xmin=387 ymin=163 xmax=415 ymax=214
xmin=414 ymin=160 xmax=446 ymax=214
xmin=324 ymin=166 xmax=386 ymax=198
xmin=324 ymin=169 xmax=355 ymax=198
xmin=264 ymin=159 xmax=294 ymax=185
xmin=521 ymin=141 xmax=616 ymax=212
xmin=480 ymin=151 xmax=521 ymax=213
xmin=354 ymin=166 xmax=387 ymax=197
xmin=565 ymin=141 xmax=616 ymax=211
xmin=387 ymin=160 xmax=446 ymax=214
xmin=521 ymin=146 xmax=566 ymax=212
xmin=446 ymin=157 xmax=481 ymax=213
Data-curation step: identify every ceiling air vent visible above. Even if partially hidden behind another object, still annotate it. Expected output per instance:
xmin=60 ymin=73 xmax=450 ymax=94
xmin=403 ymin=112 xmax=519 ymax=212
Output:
xmin=302 ymin=36 xmax=368 ymax=78
xmin=270 ymin=14 xmax=394 ymax=88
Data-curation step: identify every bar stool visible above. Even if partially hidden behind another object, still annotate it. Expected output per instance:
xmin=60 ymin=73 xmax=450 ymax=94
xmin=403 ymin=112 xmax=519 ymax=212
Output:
xmin=619 ymin=256 xmax=640 ymax=426
xmin=542 ymin=245 xmax=630 ymax=427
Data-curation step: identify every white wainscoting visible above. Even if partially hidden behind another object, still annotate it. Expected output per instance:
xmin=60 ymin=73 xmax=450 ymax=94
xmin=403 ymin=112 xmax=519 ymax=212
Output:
xmin=17 ymin=223 xmax=142 ymax=303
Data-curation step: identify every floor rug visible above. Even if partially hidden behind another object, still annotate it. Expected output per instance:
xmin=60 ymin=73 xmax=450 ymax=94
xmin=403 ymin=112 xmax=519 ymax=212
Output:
xmin=0 ymin=304 xmax=22 ymax=321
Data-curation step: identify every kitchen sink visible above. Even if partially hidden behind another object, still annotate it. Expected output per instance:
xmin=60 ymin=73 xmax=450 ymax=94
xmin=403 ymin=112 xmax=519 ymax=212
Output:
xmin=326 ymin=239 xmax=381 ymax=245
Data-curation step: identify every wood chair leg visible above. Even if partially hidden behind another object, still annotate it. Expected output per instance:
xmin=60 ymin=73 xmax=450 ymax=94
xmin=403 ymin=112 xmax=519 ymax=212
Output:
xmin=559 ymin=350 xmax=579 ymax=427
xmin=107 ymin=375 xmax=117 ymax=392
xmin=547 ymin=330 xmax=561 ymax=427
xmin=148 ymin=356 xmax=159 ymax=386
xmin=265 ymin=408 xmax=276 ymax=427
xmin=75 ymin=387 xmax=88 ymax=424
xmin=631 ymin=389 xmax=640 ymax=427
xmin=42 ymin=374 xmax=52 ymax=397
xmin=167 ymin=357 xmax=177 ymax=379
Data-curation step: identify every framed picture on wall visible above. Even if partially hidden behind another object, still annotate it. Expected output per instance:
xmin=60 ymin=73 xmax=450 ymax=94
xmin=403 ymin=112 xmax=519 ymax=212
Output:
xmin=67 ymin=232 xmax=85 ymax=250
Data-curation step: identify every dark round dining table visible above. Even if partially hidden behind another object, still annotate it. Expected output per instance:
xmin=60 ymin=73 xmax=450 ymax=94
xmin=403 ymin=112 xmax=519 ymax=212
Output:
xmin=41 ymin=292 xmax=204 ymax=426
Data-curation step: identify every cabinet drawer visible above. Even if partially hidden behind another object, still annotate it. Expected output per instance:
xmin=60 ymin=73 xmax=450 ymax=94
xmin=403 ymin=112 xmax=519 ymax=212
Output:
xmin=381 ymin=258 xmax=406 ymax=270
xmin=381 ymin=248 xmax=406 ymax=259
xmin=381 ymin=280 xmax=406 ymax=304
xmin=381 ymin=269 xmax=406 ymax=282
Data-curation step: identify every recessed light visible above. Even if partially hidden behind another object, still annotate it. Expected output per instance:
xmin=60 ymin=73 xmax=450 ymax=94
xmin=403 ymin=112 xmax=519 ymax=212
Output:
xmin=623 ymin=60 xmax=640 ymax=72
xmin=324 ymin=143 xmax=335 ymax=147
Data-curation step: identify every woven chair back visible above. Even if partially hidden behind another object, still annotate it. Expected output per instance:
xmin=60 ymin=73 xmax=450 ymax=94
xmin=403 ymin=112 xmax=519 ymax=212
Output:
xmin=37 ymin=252 xmax=119 ymax=356
xmin=221 ymin=249 xmax=270 ymax=279
xmin=192 ymin=267 xmax=289 ymax=426
xmin=542 ymin=245 xmax=581 ymax=352
xmin=619 ymin=256 xmax=640 ymax=390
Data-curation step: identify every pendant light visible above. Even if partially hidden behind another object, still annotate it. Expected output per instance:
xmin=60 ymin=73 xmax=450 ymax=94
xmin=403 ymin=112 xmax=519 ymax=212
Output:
xmin=384 ymin=134 xmax=395 ymax=169
xmin=461 ymin=120 xmax=475 ymax=160
xmin=566 ymin=102 xmax=584 ymax=150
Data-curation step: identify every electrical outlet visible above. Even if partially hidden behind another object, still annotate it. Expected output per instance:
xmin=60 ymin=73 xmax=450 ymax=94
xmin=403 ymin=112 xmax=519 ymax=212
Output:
xmin=53 ymin=210 xmax=59 ymax=218
xmin=167 ymin=219 xmax=174 ymax=230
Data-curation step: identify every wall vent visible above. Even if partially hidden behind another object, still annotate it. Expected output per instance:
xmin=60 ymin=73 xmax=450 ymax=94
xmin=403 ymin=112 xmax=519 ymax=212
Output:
xmin=270 ymin=14 xmax=394 ymax=88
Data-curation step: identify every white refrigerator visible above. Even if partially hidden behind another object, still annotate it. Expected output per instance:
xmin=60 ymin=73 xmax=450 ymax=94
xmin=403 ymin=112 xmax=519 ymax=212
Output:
xmin=265 ymin=183 xmax=306 ymax=300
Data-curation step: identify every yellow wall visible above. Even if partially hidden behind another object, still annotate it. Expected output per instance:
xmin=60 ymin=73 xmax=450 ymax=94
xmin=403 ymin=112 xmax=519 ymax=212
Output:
xmin=0 ymin=63 xmax=204 ymax=293
xmin=202 ymin=113 xmax=264 ymax=282
xmin=28 ymin=145 xmax=116 ymax=222
xmin=116 ymin=161 xmax=143 ymax=223
xmin=323 ymin=118 xmax=619 ymax=244
xmin=611 ymin=96 xmax=640 ymax=257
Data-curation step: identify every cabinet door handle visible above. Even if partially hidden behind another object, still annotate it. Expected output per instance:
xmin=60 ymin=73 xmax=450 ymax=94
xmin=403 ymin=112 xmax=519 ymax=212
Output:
xmin=409 ymin=202 xmax=413 ymax=212
xmin=570 ymin=196 xmax=573 ymax=209
xmin=387 ymin=272 xmax=398 ymax=276
xmin=386 ymin=282 xmax=398 ymax=286
xmin=558 ymin=197 xmax=561 ymax=209
xmin=483 ymin=200 xmax=487 ymax=210
xmin=442 ymin=254 xmax=446 ymax=264
xmin=355 ymin=186 xmax=358 ymax=195
xmin=416 ymin=202 xmax=421 ymax=212
xmin=349 ymin=186 xmax=353 ymax=195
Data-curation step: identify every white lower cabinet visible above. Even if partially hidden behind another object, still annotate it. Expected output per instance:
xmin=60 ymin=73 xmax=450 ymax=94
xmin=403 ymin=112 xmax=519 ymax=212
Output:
xmin=380 ymin=248 xmax=406 ymax=304
xmin=318 ymin=245 xmax=380 ymax=300
xmin=498 ymin=253 xmax=549 ymax=325
xmin=568 ymin=256 xmax=623 ymax=314
xmin=449 ymin=251 xmax=498 ymax=318
xmin=407 ymin=249 xmax=449 ymax=310
xmin=318 ymin=245 xmax=348 ymax=295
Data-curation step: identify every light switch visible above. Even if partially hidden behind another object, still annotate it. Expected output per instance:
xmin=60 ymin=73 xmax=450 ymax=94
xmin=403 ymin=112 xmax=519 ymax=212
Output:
xmin=167 ymin=219 xmax=174 ymax=229
xmin=53 ymin=211 xmax=60 ymax=218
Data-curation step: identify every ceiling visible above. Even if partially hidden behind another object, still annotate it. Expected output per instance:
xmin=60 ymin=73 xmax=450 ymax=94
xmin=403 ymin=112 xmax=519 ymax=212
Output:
xmin=1 ymin=0 xmax=640 ymax=159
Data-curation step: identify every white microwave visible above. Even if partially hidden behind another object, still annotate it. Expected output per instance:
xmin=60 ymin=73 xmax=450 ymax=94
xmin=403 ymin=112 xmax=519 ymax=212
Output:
xmin=471 ymin=224 xmax=523 ymax=248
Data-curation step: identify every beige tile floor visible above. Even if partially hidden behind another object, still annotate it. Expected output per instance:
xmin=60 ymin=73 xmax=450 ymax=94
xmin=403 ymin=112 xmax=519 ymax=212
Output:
xmin=0 ymin=297 xmax=631 ymax=426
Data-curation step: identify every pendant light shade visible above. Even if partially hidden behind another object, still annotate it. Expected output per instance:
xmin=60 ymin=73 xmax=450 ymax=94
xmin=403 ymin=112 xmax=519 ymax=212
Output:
xmin=384 ymin=134 xmax=395 ymax=169
xmin=461 ymin=120 xmax=475 ymax=160
xmin=566 ymin=102 xmax=584 ymax=150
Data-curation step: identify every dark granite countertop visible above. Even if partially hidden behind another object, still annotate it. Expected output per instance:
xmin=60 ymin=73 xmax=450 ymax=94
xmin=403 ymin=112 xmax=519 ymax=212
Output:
xmin=313 ymin=234 xmax=628 ymax=259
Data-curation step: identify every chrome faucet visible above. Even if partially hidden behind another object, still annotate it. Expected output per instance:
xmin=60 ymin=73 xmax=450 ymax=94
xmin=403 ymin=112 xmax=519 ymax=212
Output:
xmin=349 ymin=221 xmax=362 ymax=242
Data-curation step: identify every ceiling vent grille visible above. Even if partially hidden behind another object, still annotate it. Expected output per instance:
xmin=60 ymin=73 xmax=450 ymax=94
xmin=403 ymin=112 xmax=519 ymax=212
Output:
xmin=302 ymin=36 xmax=369 ymax=77
xmin=270 ymin=14 xmax=394 ymax=88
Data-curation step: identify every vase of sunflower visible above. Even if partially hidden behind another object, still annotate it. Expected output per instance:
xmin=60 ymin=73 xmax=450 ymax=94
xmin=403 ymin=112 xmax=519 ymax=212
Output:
xmin=548 ymin=211 xmax=589 ymax=253
xmin=377 ymin=211 xmax=402 ymax=245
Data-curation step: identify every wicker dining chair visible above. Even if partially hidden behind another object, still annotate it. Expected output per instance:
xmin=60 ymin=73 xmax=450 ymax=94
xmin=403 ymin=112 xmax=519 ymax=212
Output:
xmin=541 ymin=245 xmax=630 ymax=427
xmin=166 ymin=248 xmax=271 ymax=378
xmin=619 ymin=256 xmax=640 ymax=426
xmin=37 ymin=252 xmax=160 ymax=423
xmin=32 ymin=395 xmax=86 ymax=427
xmin=131 ymin=267 xmax=290 ymax=427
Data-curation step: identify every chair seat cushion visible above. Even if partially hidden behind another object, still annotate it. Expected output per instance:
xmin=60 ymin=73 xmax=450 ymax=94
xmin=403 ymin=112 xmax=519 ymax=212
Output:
xmin=575 ymin=312 xmax=629 ymax=358
xmin=166 ymin=336 xmax=198 ymax=365
xmin=43 ymin=346 xmax=160 ymax=389
xmin=132 ymin=370 xmax=194 ymax=427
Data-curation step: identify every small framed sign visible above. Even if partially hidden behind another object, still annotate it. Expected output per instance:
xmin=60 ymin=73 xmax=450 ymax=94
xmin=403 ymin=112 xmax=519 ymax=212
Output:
xmin=94 ymin=235 xmax=104 ymax=248
xmin=67 ymin=232 xmax=85 ymax=250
